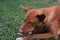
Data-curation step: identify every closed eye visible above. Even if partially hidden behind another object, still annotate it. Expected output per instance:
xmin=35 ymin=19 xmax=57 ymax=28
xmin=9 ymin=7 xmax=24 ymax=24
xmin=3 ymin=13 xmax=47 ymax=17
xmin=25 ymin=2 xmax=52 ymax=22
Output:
xmin=28 ymin=22 xmax=32 ymax=24
xmin=28 ymin=22 xmax=37 ymax=26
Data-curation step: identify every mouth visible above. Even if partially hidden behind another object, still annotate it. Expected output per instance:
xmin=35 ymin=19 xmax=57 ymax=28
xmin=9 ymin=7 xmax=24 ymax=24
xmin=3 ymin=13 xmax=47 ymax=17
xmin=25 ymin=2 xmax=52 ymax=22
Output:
xmin=18 ymin=26 xmax=49 ymax=37
xmin=18 ymin=31 xmax=33 ymax=37
xmin=18 ymin=33 xmax=25 ymax=37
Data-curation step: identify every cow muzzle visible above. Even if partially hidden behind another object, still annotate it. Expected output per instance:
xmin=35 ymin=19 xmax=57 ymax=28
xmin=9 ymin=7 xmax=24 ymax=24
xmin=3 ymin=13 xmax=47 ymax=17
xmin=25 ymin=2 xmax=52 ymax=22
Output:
xmin=18 ymin=29 xmax=32 ymax=37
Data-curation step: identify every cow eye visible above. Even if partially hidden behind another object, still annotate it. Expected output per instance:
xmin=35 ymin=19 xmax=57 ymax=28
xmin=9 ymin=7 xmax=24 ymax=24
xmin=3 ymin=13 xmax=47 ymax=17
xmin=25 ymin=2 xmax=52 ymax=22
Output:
xmin=28 ymin=21 xmax=35 ymax=25
xmin=28 ymin=22 xmax=32 ymax=24
xmin=28 ymin=22 xmax=36 ymax=26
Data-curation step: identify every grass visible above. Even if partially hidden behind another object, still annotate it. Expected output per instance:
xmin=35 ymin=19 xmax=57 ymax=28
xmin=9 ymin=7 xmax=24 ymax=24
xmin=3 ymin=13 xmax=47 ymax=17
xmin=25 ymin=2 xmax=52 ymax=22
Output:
xmin=0 ymin=0 xmax=60 ymax=40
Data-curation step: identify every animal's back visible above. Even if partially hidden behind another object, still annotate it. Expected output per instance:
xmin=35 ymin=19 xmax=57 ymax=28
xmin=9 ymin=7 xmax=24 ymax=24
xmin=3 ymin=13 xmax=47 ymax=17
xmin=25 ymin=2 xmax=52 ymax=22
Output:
xmin=54 ymin=6 xmax=60 ymax=28
xmin=48 ymin=6 xmax=60 ymax=27
xmin=47 ymin=6 xmax=60 ymax=35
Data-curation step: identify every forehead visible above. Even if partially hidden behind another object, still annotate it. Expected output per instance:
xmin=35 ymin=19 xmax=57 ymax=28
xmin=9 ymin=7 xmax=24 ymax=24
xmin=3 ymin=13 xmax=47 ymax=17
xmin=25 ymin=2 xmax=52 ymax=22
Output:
xmin=24 ymin=10 xmax=42 ymax=21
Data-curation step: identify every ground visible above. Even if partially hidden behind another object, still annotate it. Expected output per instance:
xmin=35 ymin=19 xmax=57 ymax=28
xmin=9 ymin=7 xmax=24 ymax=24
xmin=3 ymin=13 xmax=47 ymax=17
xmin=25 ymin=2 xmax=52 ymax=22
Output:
xmin=0 ymin=0 xmax=60 ymax=40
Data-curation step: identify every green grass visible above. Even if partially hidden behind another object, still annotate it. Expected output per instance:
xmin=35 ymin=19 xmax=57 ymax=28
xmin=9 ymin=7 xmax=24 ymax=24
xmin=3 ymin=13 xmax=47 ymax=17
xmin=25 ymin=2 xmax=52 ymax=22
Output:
xmin=0 ymin=0 xmax=60 ymax=40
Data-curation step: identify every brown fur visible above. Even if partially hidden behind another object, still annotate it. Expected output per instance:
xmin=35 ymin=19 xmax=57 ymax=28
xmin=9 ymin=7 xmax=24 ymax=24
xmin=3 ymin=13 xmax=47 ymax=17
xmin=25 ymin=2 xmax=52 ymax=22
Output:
xmin=19 ymin=5 xmax=60 ymax=40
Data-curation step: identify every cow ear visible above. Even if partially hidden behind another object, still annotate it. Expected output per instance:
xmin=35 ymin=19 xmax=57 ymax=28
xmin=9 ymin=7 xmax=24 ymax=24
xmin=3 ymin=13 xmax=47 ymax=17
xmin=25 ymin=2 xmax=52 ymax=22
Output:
xmin=20 ymin=5 xmax=30 ymax=12
xmin=36 ymin=14 xmax=46 ymax=22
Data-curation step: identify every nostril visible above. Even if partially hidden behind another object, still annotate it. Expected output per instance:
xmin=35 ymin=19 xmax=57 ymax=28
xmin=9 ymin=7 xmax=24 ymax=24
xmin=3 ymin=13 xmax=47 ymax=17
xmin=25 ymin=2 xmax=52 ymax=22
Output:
xmin=18 ymin=29 xmax=23 ymax=33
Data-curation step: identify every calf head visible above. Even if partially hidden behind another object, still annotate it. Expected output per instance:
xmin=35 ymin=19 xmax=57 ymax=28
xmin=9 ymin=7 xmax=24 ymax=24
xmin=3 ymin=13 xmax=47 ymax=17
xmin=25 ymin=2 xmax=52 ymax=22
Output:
xmin=19 ymin=5 xmax=47 ymax=35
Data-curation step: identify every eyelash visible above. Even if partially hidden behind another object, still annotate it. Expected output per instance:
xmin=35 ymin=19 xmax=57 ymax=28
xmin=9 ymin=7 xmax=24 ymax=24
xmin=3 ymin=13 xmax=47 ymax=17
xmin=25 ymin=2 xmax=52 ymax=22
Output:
xmin=28 ymin=22 xmax=36 ymax=26
xmin=28 ymin=22 xmax=32 ymax=23
xmin=28 ymin=22 xmax=32 ymax=25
